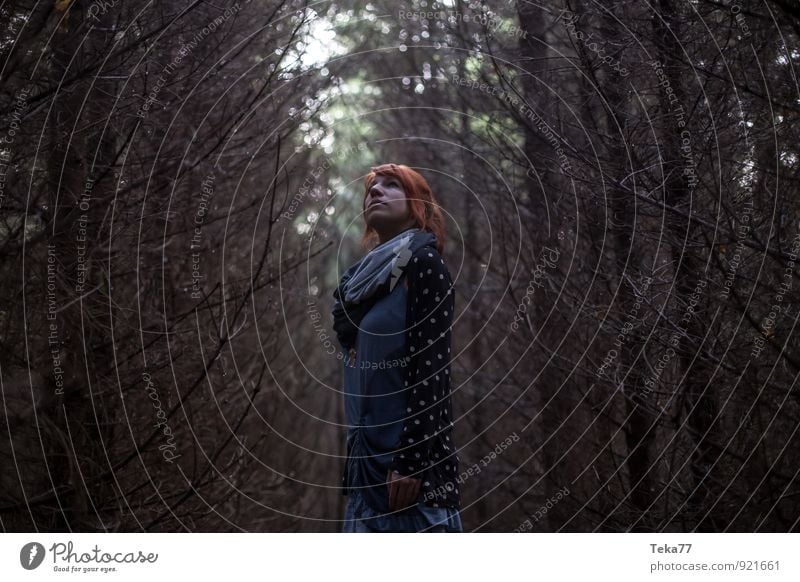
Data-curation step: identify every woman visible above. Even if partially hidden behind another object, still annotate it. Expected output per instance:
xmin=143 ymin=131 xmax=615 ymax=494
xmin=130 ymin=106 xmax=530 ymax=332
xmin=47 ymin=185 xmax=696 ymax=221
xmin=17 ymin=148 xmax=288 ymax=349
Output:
xmin=332 ymin=163 xmax=462 ymax=533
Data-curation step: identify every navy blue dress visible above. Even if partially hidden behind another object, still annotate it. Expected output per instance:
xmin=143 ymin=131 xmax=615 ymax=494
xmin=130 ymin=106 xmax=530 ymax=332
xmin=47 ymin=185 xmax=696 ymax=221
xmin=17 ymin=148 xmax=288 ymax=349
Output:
xmin=339 ymin=245 xmax=462 ymax=532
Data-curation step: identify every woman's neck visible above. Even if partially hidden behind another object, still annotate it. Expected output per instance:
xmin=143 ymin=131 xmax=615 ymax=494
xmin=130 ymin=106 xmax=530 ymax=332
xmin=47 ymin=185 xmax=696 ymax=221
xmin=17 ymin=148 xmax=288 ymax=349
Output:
xmin=376 ymin=224 xmax=417 ymax=245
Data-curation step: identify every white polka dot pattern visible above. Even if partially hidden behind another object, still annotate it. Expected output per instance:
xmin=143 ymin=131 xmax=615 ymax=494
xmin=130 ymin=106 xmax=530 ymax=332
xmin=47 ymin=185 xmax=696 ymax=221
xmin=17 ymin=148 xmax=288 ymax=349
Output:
xmin=388 ymin=245 xmax=460 ymax=508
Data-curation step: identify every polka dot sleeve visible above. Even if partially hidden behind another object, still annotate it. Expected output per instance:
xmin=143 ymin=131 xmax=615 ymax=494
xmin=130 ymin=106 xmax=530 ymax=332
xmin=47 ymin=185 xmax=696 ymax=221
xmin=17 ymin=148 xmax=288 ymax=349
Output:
xmin=389 ymin=247 xmax=455 ymax=478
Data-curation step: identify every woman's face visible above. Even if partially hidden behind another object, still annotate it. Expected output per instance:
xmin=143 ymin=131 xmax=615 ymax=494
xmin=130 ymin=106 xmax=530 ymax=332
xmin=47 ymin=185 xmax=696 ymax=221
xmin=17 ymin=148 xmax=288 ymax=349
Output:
xmin=364 ymin=174 xmax=414 ymax=235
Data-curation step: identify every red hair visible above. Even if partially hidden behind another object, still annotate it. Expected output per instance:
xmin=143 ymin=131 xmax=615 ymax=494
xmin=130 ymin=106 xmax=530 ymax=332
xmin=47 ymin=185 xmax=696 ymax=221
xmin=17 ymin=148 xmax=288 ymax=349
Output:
xmin=360 ymin=163 xmax=446 ymax=255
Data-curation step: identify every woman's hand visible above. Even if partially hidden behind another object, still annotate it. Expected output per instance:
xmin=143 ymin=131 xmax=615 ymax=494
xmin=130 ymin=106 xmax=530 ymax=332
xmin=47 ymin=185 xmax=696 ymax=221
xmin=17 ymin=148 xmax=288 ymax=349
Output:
xmin=386 ymin=469 xmax=421 ymax=511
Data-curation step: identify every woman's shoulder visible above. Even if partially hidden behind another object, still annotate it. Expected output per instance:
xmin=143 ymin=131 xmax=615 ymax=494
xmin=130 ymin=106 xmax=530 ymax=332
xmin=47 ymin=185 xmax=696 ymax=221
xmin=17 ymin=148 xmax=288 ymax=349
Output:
xmin=408 ymin=244 xmax=448 ymax=270
xmin=405 ymin=244 xmax=453 ymax=289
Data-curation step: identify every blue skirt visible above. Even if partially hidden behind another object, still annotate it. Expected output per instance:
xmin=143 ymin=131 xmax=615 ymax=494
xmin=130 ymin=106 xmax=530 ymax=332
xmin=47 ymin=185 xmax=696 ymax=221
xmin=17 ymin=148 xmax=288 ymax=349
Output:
xmin=342 ymin=487 xmax=462 ymax=533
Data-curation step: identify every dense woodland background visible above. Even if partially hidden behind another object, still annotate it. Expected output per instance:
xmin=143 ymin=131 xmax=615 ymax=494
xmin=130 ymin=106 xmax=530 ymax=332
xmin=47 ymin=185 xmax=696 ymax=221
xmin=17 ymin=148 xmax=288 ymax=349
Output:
xmin=1 ymin=0 xmax=799 ymax=532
